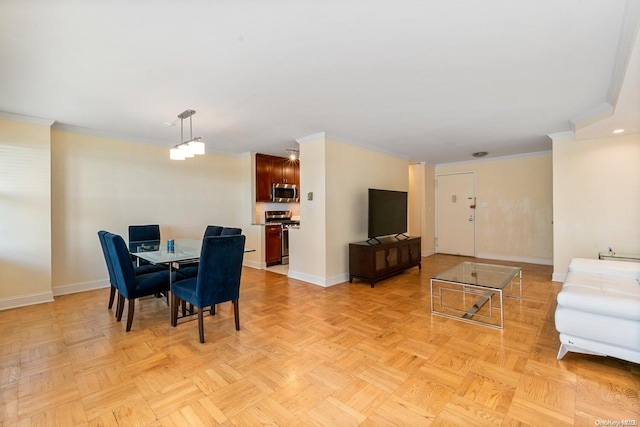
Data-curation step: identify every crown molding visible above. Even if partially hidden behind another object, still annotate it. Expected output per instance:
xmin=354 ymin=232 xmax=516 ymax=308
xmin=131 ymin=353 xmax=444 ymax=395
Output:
xmin=569 ymin=103 xmax=614 ymax=132
xmin=547 ymin=131 xmax=576 ymax=140
xmin=51 ymin=122 xmax=170 ymax=145
xmin=607 ymin=0 xmax=640 ymax=106
xmin=0 ymin=111 xmax=55 ymax=126
xmin=435 ymin=150 xmax=552 ymax=168
xmin=569 ymin=1 xmax=640 ymax=132
xmin=295 ymin=132 xmax=326 ymax=144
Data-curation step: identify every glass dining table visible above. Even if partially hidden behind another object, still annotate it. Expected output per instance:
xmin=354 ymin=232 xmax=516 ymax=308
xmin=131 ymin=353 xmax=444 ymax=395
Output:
xmin=129 ymin=238 xmax=254 ymax=324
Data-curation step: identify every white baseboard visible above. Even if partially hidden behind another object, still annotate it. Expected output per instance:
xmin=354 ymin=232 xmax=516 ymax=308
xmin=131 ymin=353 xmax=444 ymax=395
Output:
xmin=552 ymin=272 xmax=566 ymax=282
xmin=53 ymin=279 xmax=110 ymax=296
xmin=0 ymin=291 xmax=54 ymax=311
xmin=422 ymin=249 xmax=435 ymax=257
xmin=287 ymin=269 xmax=348 ymax=287
xmin=476 ymin=251 xmax=553 ymax=266
xmin=243 ymin=260 xmax=262 ymax=270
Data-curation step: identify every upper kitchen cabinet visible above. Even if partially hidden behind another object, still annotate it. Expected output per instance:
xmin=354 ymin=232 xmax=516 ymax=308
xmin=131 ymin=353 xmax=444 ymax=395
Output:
xmin=255 ymin=153 xmax=300 ymax=202
xmin=282 ymin=160 xmax=298 ymax=185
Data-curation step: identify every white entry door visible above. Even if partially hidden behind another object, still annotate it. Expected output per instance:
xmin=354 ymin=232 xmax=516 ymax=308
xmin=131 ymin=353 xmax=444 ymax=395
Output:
xmin=436 ymin=172 xmax=476 ymax=256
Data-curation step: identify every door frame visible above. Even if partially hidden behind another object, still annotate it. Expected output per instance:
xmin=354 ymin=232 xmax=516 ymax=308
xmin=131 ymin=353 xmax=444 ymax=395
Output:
xmin=435 ymin=171 xmax=477 ymax=257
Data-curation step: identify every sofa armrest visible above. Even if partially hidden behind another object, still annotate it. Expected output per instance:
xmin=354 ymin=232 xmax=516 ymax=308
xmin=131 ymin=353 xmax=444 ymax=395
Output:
xmin=568 ymin=258 xmax=640 ymax=279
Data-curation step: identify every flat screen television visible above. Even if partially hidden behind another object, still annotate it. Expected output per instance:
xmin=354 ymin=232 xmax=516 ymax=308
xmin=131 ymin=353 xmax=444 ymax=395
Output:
xmin=368 ymin=188 xmax=408 ymax=239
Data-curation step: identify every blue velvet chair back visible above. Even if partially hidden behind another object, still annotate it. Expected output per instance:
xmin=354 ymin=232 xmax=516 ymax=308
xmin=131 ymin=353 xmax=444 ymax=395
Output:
xmin=204 ymin=225 xmax=223 ymax=238
xmin=195 ymin=235 xmax=246 ymax=307
xmin=220 ymin=227 xmax=242 ymax=236
xmin=129 ymin=224 xmax=160 ymax=242
xmin=105 ymin=232 xmax=139 ymax=299
xmin=97 ymin=230 xmax=116 ymax=285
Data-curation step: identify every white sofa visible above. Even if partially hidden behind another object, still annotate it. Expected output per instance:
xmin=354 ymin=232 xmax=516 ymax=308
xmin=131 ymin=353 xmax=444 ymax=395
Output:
xmin=555 ymin=257 xmax=640 ymax=364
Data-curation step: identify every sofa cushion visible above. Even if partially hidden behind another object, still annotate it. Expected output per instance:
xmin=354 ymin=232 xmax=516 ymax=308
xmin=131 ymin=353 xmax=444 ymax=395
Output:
xmin=558 ymin=271 xmax=640 ymax=321
xmin=568 ymin=258 xmax=640 ymax=280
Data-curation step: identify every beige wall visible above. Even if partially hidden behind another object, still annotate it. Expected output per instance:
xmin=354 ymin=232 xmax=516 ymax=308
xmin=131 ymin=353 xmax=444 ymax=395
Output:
xmin=436 ymin=152 xmax=553 ymax=265
xmin=552 ymin=132 xmax=640 ymax=279
xmin=289 ymin=134 xmax=327 ymax=281
xmin=0 ymin=118 xmax=53 ymax=307
xmin=50 ymin=129 xmax=259 ymax=295
xmin=409 ymin=162 xmax=436 ymax=256
xmin=289 ymin=133 xmax=409 ymax=286
xmin=325 ymin=138 xmax=408 ymax=280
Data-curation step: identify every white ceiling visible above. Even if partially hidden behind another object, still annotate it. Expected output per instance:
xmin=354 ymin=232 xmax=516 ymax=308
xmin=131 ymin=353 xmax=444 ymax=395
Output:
xmin=1 ymin=0 xmax=638 ymax=164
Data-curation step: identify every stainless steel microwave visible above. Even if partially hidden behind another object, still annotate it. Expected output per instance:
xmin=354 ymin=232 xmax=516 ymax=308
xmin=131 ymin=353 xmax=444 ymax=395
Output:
xmin=272 ymin=183 xmax=299 ymax=202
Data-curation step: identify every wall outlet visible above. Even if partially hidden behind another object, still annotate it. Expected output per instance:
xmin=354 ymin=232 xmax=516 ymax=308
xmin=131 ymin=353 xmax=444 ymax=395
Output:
xmin=307 ymin=192 xmax=313 ymax=201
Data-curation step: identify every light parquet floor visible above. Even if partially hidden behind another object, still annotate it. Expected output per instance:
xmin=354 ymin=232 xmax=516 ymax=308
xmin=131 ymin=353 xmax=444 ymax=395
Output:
xmin=1 ymin=254 xmax=639 ymax=426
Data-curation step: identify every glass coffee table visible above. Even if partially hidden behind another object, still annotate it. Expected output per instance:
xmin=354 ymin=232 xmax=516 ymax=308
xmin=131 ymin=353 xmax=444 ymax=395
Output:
xmin=430 ymin=262 xmax=522 ymax=329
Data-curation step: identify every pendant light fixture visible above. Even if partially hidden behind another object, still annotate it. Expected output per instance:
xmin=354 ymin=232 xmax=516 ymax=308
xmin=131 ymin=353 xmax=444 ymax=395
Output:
xmin=170 ymin=109 xmax=206 ymax=160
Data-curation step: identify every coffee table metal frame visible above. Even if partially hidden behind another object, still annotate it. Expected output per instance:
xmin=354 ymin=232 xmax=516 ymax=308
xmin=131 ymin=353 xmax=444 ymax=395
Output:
xmin=430 ymin=262 xmax=522 ymax=329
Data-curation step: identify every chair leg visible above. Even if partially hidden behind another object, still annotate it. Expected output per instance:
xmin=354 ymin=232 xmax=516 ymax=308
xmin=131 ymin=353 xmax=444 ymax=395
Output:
xmin=210 ymin=304 xmax=216 ymax=315
xmin=116 ymin=295 xmax=125 ymax=321
xmin=171 ymin=294 xmax=179 ymax=327
xmin=198 ymin=309 xmax=205 ymax=343
xmin=126 ymin=299 xmax=135 ymax=332
xmin=233 ymin=299 xmax=240 ymax=331
xmin=108 ymin=286 xmax=116 ymax=309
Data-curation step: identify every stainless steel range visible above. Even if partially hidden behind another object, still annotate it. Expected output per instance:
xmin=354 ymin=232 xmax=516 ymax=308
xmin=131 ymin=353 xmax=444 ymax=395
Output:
xmin=265 ymin=210 xmax=300 ymax=265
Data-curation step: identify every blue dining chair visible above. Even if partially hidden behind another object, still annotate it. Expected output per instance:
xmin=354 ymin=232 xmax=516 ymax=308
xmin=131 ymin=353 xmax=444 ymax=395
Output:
xmin=221 ymin=227 xmax=242 ymax=236
xmin=105 ymin=232 xmax=174 ymax=331
xmin=129 ymin=224 xmax=160 ymax=267
xmin=99 ymin=230 xmax=168 ymax=312
xmin=204 ymin=225 xmax=224 ymax=237
xmin=97 ymin=230 xmax=118 ymax=310
xmin=129 ymin=224 xmax=160 ymax=242
xmin=171 ymin=235 xmax=246 ymax=343
xmin=175 ymin=226 xmax=242 ymax=280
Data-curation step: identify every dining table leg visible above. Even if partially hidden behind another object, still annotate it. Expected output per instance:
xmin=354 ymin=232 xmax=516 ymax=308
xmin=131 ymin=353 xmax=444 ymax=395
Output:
xmin=169 ymin=261 xmax=175 ymax=326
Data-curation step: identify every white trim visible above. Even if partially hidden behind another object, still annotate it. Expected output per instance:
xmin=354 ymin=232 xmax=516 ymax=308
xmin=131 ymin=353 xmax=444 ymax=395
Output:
xmin=552 ymin=272 xmax=566 ymax=283
xmin=422 ymin=249 xmax=435 ymax=257
xmin=295 ymin=131 xmax=412 ymax=161
xmin=295 ymin=132 xmax=326 ymax=144
xmin=0 ymin=291 xmax=54 ymax=311
xmin=607 ymin=0 xmax=640 ymax=106
xmin=52 ymin=279 xmax=110 ymax=296
xmin=435 ymin=150 xmax=552 ymax=168
xmin=547 ymin=131 xmax=576 ymax=141
xmin=287 ymin=269 xmax=347 ymax=287
xmin=476 ymin=251 xmax=553 ymax=266
xmin=569 ymin=102 xmax=614 ymax=132
xmin=243 ymin=260 xmax=262 ymax=270
xmin=0 ymin=111 xmax=55 ymax=126
xmin=52 ymin=122 xmax=171 ymax=145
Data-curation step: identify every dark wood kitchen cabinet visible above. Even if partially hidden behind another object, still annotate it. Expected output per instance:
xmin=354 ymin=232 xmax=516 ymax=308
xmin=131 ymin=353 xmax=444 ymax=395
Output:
xmin=349 ymin=236 xmax=421 ymax=287
xmin=255 ymin=153 xmax=300 ymax=202
xmin=256 ymin=154 xmax=275 ymax=202
xmin=265 ymin=224 xmax=282 ymax=266
xmin=281 ymin=159 xmax=298 ymax=186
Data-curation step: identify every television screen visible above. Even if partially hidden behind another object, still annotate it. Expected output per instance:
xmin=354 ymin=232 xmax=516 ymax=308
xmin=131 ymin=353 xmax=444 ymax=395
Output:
xmin=368 ymin=189 xmax=408 ymax=238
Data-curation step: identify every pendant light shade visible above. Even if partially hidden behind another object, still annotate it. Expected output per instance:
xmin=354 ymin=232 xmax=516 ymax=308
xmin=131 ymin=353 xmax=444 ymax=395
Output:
xmin=188 ymin=138 xmax=205 ymax=155
xmin=170 ymin=147 xmax=186 ymax=160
